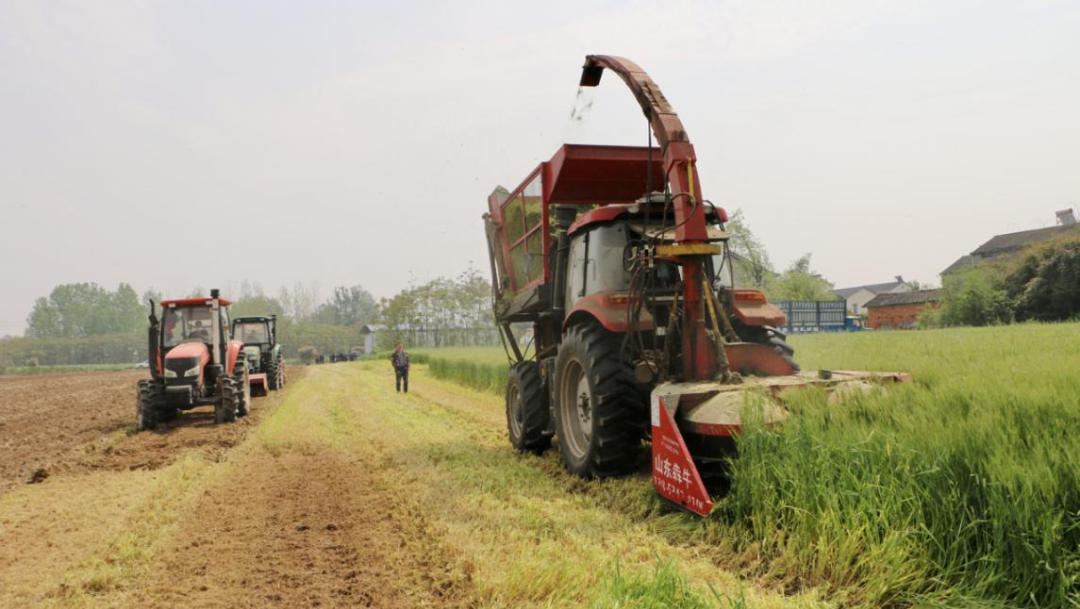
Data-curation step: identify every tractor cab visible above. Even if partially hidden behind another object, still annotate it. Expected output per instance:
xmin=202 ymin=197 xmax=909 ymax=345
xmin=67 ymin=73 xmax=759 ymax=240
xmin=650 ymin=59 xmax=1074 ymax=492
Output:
xmin=162 ymin=303 xmax=219 ymax=348
xmin=233 ymin=317 xmax=272 ymax=346
xmin=231 ymin=315 xmax=285 ymax=395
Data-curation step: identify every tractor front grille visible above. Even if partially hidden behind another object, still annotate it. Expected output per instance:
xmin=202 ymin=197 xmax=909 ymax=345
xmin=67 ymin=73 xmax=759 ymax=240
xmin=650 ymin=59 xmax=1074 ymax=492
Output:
xmin=165 ymin=357 xmax=199 ymax=379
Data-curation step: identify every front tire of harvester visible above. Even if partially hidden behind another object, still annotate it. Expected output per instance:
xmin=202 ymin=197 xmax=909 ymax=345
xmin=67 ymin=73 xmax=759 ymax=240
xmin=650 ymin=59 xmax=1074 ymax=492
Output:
xmin=216 ymin=377 xmax=239 ymax=424
xmin=506 ymin=361 xmax=551 ymax=455
xmin=136 ymin=380 xmax=160 ymax=431
xmin=553 ymin=323 xmax=644 ymax=478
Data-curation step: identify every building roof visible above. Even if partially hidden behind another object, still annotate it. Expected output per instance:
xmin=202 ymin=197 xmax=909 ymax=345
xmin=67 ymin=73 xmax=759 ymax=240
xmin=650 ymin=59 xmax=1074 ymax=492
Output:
xmin=833 ymin=279 xmax=907 ymax=299
xmin=970 ymin=225 xmax=1075 ymax=257
xmin=940 ymin=254 xmax=979 ymax=276
xmin=865 ymin=289 xmax=942 ymax=308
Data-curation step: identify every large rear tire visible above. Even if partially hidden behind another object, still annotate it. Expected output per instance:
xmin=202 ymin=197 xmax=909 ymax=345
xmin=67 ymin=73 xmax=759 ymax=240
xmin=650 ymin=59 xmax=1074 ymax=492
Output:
xmin=234 ymin=362 xmax=251 ymax=417
xmin=267 ymin=356 xmax=281 ymax=391
xmin=216 ymin=377 xmax=239 ymax=424
xmin=136 ymin=380 xmax=162 ymax=431
xmin=506 ymin=361 xmax=551 ymax=454
xmin=553 ymin=323 xmax=645 ymax=478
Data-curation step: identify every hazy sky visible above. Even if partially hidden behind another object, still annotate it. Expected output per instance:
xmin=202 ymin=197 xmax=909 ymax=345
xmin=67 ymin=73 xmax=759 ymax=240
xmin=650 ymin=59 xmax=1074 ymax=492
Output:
xmin=2 ymin=1 xmax=1078 ymax=335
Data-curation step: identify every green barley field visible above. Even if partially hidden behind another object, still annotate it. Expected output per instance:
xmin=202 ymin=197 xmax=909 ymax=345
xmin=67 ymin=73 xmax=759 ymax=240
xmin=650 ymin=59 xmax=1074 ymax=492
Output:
xmin=416 ymin=324 xmax=1080 ymax=609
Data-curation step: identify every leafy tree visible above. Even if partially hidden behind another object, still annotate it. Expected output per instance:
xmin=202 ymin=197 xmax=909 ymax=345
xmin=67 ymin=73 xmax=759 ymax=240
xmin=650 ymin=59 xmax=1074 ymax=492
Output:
xmin=277 ymin=282 xmax=321 ymax=321
xmin=26 ymin=282 xmax=143 ymax=338
xmin=315 ymin=285 xmax=377 ymax=326
xmin=26 ymin=297 xmax=61 ymax=338
xmin=939 ymin=270 xmax=1012 ymax=327
xmin=1006 ymin=239 xmax=1080 ymax=321
xmin=231 ymin=294 xmax=286 ymax=319
xmin=375 ymin=268 xmax=495 ymax=349
xmin=107 ymin=283 xmax=145 ymax=334
xmin=768 ymin=254 xmax=835 ymax=301
xmin=725 ymin=209 xmax=774 ymax=289
xmin=917 ymin=303 xmax=945 ymax=328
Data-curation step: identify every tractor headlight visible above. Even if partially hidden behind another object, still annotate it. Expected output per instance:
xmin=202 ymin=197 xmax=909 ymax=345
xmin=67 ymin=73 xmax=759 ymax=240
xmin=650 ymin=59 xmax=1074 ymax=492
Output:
xmin=184 ymin=365 xmax=201 ymax=378
xmin=164 ymin=369 xmax=177 ymax=378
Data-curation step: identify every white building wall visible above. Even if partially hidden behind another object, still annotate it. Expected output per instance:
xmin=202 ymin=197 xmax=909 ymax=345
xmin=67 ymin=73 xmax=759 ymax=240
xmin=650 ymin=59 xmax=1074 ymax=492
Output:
xmin=847 ymin=288 xmax=876 ymax=316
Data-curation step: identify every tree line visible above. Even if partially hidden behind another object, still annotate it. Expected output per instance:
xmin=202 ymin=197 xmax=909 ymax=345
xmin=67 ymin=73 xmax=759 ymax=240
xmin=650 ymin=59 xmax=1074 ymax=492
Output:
xmin=4 ymin=270 xmax=496 ymax=367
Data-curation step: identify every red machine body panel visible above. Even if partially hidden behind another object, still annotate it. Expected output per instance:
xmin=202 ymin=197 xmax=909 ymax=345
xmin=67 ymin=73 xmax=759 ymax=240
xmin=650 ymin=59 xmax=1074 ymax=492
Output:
xmin=487 ymin=145 xmax=664 ymax=295
xmin=161 ymin=297 xmax=233 ymax=307
xmin=248 ymin=373 xmax=268 ymax=393
xmin=567 ymin=205 xmax=634 ymax=236
xmin=652 ymin=397 xmax=714 ymax=516
xmin=164 ymin=341 xmax=211 ymax=383
xmin=225 ymin=340 xmax=243 ymax=374
xmin=729 ymin=289 xmax=787 ymax=327
xmin=564 ymin=292 xmax=655 ymax=333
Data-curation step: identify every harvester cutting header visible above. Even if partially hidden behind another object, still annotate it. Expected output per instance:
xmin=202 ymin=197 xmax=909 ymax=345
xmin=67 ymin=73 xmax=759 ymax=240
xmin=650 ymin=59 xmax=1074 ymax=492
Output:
xmin=484 ymin=55 xmax=908 ymax=515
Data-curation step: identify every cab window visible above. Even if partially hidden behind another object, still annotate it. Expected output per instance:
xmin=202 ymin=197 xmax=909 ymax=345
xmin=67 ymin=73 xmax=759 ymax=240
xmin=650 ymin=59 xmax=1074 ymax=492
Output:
xmin=163 ymin=306 xmax=213 ymax=347
xmin=234 ymin=322 xmax=269 ymax=344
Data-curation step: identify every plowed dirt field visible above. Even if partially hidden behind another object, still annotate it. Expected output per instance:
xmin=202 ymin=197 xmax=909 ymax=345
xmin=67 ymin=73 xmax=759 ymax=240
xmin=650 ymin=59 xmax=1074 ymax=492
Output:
xmin=0 ymin=369 xmax=296 ymax=494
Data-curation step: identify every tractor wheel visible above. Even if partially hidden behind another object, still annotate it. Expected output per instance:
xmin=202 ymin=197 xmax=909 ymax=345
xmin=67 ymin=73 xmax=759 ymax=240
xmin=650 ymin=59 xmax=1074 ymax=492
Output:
xmin=234 ymin=362 xmax=251 ymax=417
xmin=136 ymin=380 xmax=162 ymax=431
xmin=506 ymin=361 xmax=551 ymax=454
xmin=216 ymin=377 xmax=239 ymax=424
xmin=553 ymin=323 xmax=645 ymax=478
xmin=267 ymin=357 xmax=280 ymax=391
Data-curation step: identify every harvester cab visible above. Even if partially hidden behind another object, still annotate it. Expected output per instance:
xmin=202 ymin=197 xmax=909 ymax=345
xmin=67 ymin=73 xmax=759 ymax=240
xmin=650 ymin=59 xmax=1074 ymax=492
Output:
xmin=137 ymin=289 xmax=250 ymax=430
xmin=484 ymin=55 xmax=910 ymax=516
xmin=231 ymin=315 xmax=286 ymax=396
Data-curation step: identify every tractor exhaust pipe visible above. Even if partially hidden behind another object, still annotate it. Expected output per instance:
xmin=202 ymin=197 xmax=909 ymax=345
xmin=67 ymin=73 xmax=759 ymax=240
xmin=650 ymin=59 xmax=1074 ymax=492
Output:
xmin=147 ymin=300 xmax=160 ymax=380
xmin=210 ymin=289 xmax=221 ymax=366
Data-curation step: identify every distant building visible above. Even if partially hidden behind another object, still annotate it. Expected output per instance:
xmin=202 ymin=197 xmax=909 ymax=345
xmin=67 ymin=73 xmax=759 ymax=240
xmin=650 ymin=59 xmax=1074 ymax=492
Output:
xmin=942 ymin=208 xmax=1079 ymax=276
xmin=865 ymin=289 xmax=942 ymax=330
xmin=832 ymin=276 xmax=912 ymax=316
xmin=358 ymin=324 xmax=386 ymax=354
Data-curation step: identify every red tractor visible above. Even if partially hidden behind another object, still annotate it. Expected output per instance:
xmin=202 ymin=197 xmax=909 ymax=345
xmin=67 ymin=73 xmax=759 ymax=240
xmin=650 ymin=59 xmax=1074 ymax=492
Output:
xmin=484 ymin=56 xmax=908 ymax=515
xmin=136 ymin=289 xmax=251 ymax=430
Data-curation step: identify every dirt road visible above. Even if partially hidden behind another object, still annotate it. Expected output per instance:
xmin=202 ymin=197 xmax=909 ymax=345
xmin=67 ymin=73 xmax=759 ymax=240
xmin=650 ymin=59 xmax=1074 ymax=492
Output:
xmin=0 ymin=364 xmax=821 ymax=609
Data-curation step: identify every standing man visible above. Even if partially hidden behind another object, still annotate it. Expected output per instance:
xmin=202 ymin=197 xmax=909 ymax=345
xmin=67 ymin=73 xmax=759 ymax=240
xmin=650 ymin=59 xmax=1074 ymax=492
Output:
xmin=391 ymin=343 xmax=410 ymax=393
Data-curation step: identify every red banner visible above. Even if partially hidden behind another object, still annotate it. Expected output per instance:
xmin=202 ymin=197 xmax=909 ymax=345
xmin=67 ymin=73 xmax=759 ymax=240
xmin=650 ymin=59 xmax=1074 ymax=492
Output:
xmin=651 ymin=396 xmax=713 ymax=516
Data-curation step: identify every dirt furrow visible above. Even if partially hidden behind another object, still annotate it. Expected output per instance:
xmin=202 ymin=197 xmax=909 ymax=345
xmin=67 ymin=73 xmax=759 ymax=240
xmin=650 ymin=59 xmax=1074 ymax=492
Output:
xmin=137 ymin=448 xmax=474 ymax=609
